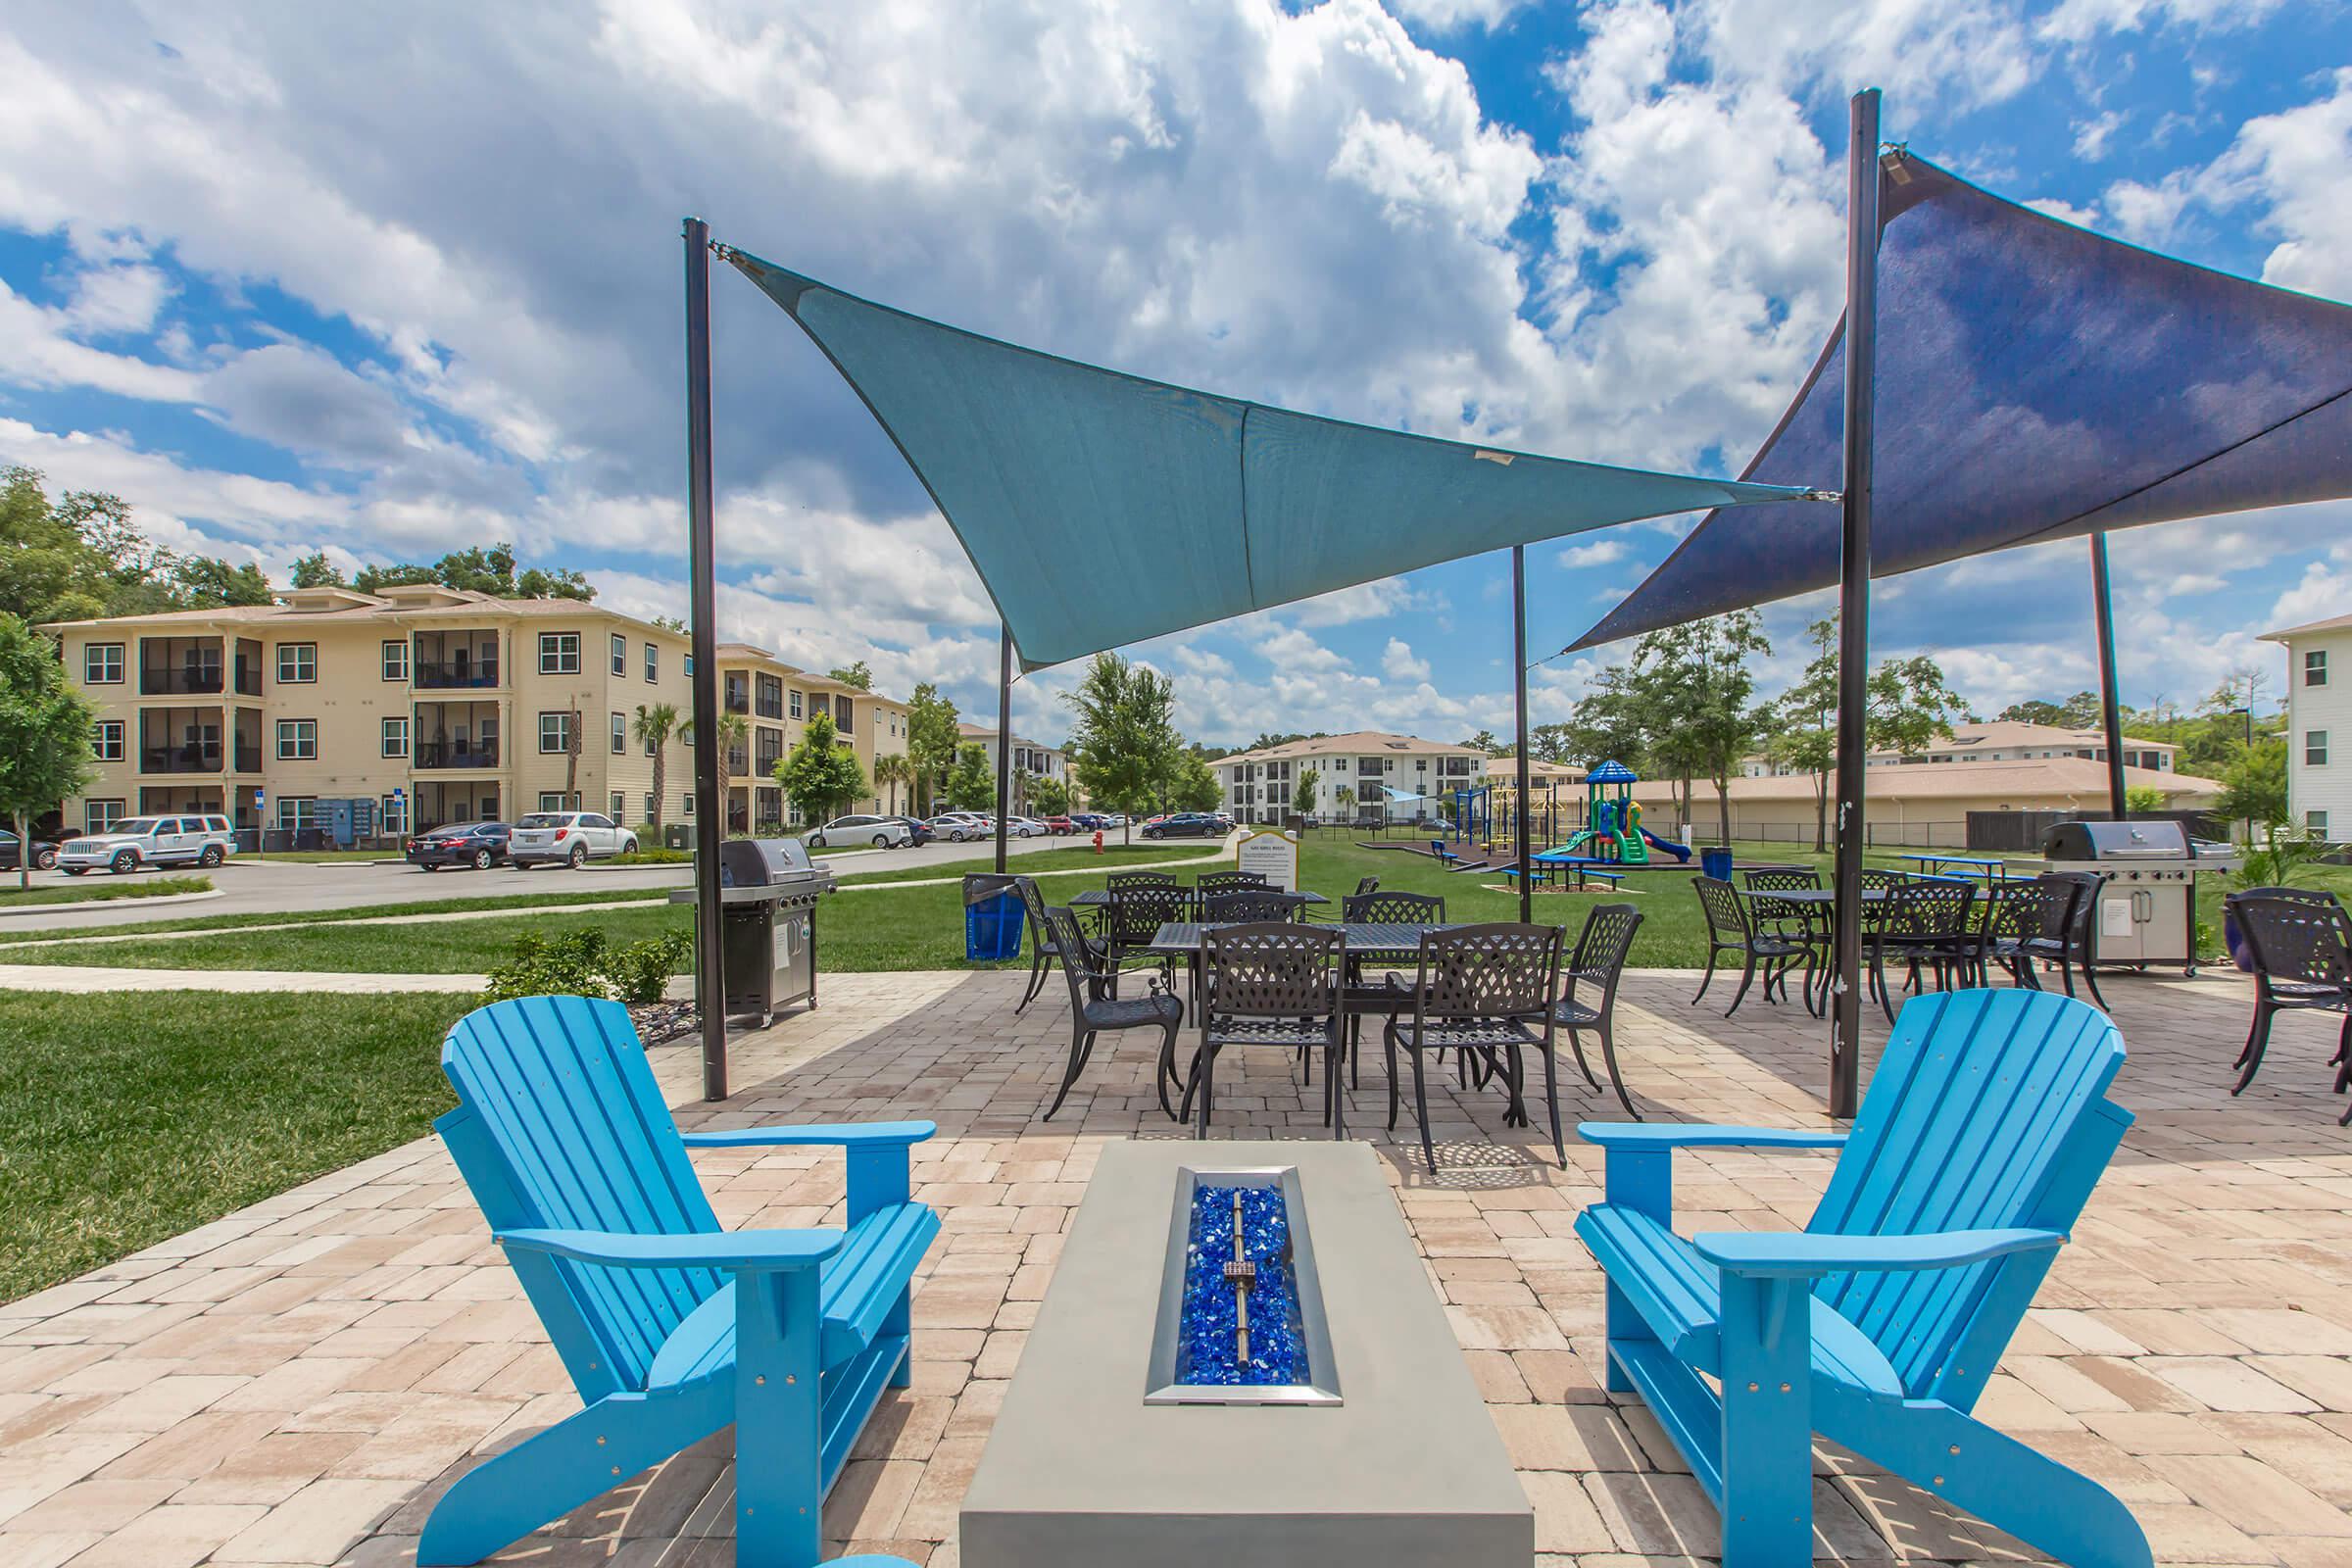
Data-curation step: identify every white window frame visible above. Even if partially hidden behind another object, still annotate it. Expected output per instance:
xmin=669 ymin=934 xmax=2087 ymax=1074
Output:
xmin=610 ymin=790 xmax=626 ymax=821
xmin=645 ymin=642 xmax=659 ymax=682
xmin=275 ymin=719 xmax=317 ymax=760
xmin=2309 ymin=729 xmax=2330 ymax=767
xmin=380 ymin=794 xmax=410 ymax=835
xmin=611 ymin=711 xmax=626 ymax=755
xmin=612 ymin=632 xmax=627 ymax=676
xmin=91 ymin=718 xmax=124 ymax=761
xmin=681 ymin=792 xmax=695 ymax=817
xmin=789 ymin=689 xmax=802 ymax=719
xmin=2307 ymin=649 xmax=2328 ymax=688
xmin=381 ymin=716 xmax=410 ymax=759
xmin=539 ymin=711 xmax=572 ymax=755
xmin=275 ymin=643 xmax=317 ymax=683
xmin=644 ymin=792 xmax=657 ymax=822
xmin=539 ymin=632 xmax=581 ymax=675
xmin=275 ymin=797 xmax=318 ymax=832
xmin=382 ymin=639 xmax=410 ymax=682
xmin=83 ymin=643 xmax=124 ymax=684
xmin=2311 ymin=808 xmax=2331 ymax=837
xmin=84 ymin=799 xmax=125 ymax=834
xmin=539 ymin=791 xmax=570 ymax=813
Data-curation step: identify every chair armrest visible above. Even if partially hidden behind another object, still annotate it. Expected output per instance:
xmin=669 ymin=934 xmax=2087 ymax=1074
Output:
xmin=1692 ymin=1227 xmax=2066 ymax=1279
xmin=681 ymin=1119 xmax=937 ymax=1150
xmin=1578 ymin=1122 xmax=1848 ymax=1152
xmin=497 ymin=1225 xmax=843 ymax=1273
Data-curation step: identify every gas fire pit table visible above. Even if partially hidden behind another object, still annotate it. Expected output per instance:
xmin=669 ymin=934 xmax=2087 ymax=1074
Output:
xmin=959 ymin=1140 xmax=1530 ymax=1568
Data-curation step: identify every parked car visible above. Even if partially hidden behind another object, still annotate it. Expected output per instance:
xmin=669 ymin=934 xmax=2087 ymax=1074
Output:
xmin=58 ymin=813 xmax=238 ymax=874
xmin=1140 ymin=811 xmax=1229 ymax=840
xmin=1005 ymin=816 xmax=1049 ymax=839
xmin=806 ymin=814 xmax=913 ymax=849
xmin=1041 ymin=814 xmax=1077 ymax=835
xmin=405 ymin=821 xmax=513 ymax=871
xmin=1103 ymin=813 xmax=1127 ymax=828
xmin=1067 ymin=812 xmax=1104 ymax=832
xmin=0 ymin=829 xmax=60 ymax=872
xmin=883 ymin=815 xmax=936 ymax=846
xmin=929 ymin=813 xmax=986 ymax=843
xmin=507 ymin=811 xmax=637 ymax=869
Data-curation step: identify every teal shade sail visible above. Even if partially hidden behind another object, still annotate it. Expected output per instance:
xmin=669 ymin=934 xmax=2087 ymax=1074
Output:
xmin=726 ymin=250 xmax=1818 ymax=670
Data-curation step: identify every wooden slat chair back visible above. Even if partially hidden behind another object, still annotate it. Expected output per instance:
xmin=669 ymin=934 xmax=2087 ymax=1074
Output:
xmin=1575 ymin=988 xmax=2148 ymax=1568
xmin=425 ymin=995 xmax=940 ymax=1568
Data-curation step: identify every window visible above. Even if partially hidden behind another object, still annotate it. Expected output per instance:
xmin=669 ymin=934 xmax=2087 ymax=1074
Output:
xmin=380 ymin=794 xmax=409 ymax=835
xmin=275 ymin=797 xmax=317 ymax=832
xmin=539 ymin=711 xmax=573 ymax=754
xmin=789 ymin=689 xmax=803 ymax=719
xmin=644 ymin=643 xmax=659 ymax=682
xmin=682 ymin=792 xmax=695 ymax=817
xmin=682 ymin=722 xmax=695 ymax=748
xmin=539 ymin=632 xmax=580 ymax=674
xmin=611 ymin=711 xmax=626 ymax=755
xmin=610 ymin=791 xmax=625 ymax=821
xmin=381 ymin=716 xmax=409 ymax=759
xmin=84 ymin=799 xmax=124 ymax=835
xmin=91 ymin=719 xmax=123 ymax=761
xmin=612 ymin=633 xmax=627 ymax=675
xmin=275 ymin=643 xmax=317 ymax=683
xmin=275 ymin=719 xmax=317 ymax=760
xmin=2310 ymin=809 xmax=2330 ymax=837
xmin=644 ymin=792 xmax=656 ymax=822
xmin=684 ymin=654 xmax=694 ymax=677
xmin=382 ymin=640 xmax=409 ymax=681
xmin=2306 ymin=729 xmax=2328 ymax=766
xmin=2308 ymin=649 xmax=2328 ymax=687
xmin=83 ymin=643 xmax=124 ymax=684
xmin=539 ymin=792 xmax=569 ymax=813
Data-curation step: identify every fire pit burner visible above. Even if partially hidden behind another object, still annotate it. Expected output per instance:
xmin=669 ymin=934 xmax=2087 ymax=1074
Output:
xmin=1147 ymin=1166 xmax=1340 ymax=1405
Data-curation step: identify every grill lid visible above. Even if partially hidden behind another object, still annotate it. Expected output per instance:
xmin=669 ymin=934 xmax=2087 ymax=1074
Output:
xmin=2040 ymin=819 xmax=2191 ymax=860
xmin=718 ymin=836 xmax=822 ymax=887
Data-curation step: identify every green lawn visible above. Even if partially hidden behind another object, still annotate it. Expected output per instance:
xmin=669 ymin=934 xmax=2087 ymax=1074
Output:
xmin=834 ymin=841 xmax=1227 ymax=886
xmin=0 ymin=884 xmax=673 ymax=946
xmin=0 ymin=991 xmax=473 ymax=1301
xmin=0 ymin=874 xmax=212 ymax=908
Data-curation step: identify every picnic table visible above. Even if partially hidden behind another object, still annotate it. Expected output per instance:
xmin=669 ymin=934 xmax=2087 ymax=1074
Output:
xmin=1505 ymin=854 xmax=1625 ymax=892
xmin=1893 ymin=852 xmax=2017 ymax=881
xmin=1068 ymin=887 xmax=1330 ymax=908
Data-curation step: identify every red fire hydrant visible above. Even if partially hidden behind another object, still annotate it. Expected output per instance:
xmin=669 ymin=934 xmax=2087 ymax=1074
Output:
xmin=1092 ymin=829 xmax=1104 ymax=855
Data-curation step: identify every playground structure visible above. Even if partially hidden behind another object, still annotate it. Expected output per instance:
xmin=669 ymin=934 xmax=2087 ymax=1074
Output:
xmin=1555 ymin=761 xmax=1690 ymax=865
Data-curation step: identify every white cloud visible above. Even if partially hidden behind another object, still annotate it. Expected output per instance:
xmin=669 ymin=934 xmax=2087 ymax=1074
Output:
xmin=2071 ymin=109 xmax=2126 ymax=160
xmin=1556 ymin=537 xmax=1627 ymax=568
xmin=1382 ymin=636 xmax=1430 ymax=681
xmin=1383 ymin=0 xmax=1531 ymax=31
xmin=2038 ymin=0 xmax=2287 ymax=46
xmin=0 ymin=275 xmax=205 ymax=402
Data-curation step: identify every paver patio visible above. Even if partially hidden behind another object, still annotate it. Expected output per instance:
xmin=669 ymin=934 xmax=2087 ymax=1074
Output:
xmin=3 ymin=965 xmax=2349 ymax=1567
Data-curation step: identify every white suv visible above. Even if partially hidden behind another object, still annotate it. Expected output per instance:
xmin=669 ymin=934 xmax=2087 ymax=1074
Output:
xmin=508 ymin=811 xmax=639 ymax=869
xmin=805 ymin=813 xmax=913 ymax=849
xmin=59 ymin=814 xmax=238 ymax=875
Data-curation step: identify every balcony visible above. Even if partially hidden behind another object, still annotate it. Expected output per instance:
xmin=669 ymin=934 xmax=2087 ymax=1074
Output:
xmin=415 ymin=741 xmax=501 ymax=770
xmin=140 ymin=707 xmax=223 ymax=774
xmin=140 ymin=666 xmax=223 ymax=696
xmin=414 ymin=659 xmax=501 ymax=690
xmin=413 ymin=630 xmax=501 ymax=690
xmin=234 ymin=743 xmax=262 ymax=774
xmin=415 ymin=701 xmax=501 ymax=771
xmin=139 ymin=636 xmax=225 ymax=697
xmin=725 ymin=676 xmax=751 ymax=715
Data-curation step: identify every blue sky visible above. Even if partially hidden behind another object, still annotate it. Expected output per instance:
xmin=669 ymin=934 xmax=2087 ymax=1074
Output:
xmin=4 ymin=1 xmax=2350 ymax=751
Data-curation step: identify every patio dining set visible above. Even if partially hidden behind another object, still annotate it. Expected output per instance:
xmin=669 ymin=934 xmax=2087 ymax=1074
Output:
xmin=1008 ymin=868 xmax=1647 ymax=1166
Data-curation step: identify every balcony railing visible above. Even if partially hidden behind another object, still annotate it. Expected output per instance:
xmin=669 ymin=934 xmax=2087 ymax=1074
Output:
xmin=140 ymin=667 xmax=224 ymax=696
xmin=724 ymin=682 xmax=751 ymax=714
xmin=726 ymin=747 xmax=750 ymax=775
xmin=414 ymin=661 xmax=501 ymax=690
xmin=756 ymin=697 xmax=784 ymax=718
xmin=233 ymin=662 xmax=262 ymax=697
xmin=141 ymin=746 xmax=222 ymax=774
xmin=415 ymin=741 xmax=501 ymax=770
xmin=234 ymin=743 xmax=262 ymax=774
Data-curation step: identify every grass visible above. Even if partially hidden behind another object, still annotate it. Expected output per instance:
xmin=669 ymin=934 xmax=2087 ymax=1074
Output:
xmin=0 ymin=874 xmax=213 ymax=908
xmin=0 ymin=884 xmax=673 ymax=946
xmin=0 ymin=990 xmax=473 ymax=1301
xmin=833 ymin=841 xmax=1226 ymax=886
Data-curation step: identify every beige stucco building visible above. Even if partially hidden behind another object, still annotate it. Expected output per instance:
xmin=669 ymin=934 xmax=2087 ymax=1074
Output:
xmin=43 ymin=586 xmax=906 ymax=843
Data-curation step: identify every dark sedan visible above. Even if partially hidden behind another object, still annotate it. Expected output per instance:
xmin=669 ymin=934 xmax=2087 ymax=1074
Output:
xmin=884 ymin=816 xmax=937 ymax=846
xmin=0 ymin=830 xmax=60 ymax=871
xmin=1139 ymin=812 xmax=1230 ymax=839
xmin=405 ymin=821 xmax=513 ymax=870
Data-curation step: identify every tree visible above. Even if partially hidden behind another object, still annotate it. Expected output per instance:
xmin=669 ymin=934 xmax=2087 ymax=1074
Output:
xmin=1062 ymin=652 xmax=1180 ymax=844
xmin=1334 ymin=784 xmax=1357 ymax=817
xmin=776 ymin=710 xmax=868 ymax=825
xmin=1630 ymin=612 xmax=1770 ymax=846
xmin=1459 ymin=729 xmax=1502 ymax=756
xmin=827 ymin=661 xmax=873 ymax=691
xmin=0 ymin=614 xmax=95 ymax=891
xmin=713 ymin=711 xmax=751 ymax=829
xmin=288 ymin=551 xmax=345 ymax=588
xmin=1529 ymin=723 xmax=1575 ymax=764
xmin=872 ymin=753 xmax=912 ymax=814
xmin=1765 ymin=617 xmax=1839 ymax=852
xmin=1293 ymin=767 xmax=1319 ymax=815
xmin=2214 ymin=737 xmax=2288 ymax=830
xmin=1558 ymin=664 xmax=1650 ymax=776
xmin=632 ymin=704 xmax=680 ymax=829
xmin=564 ymin=706 xmax=582 ymax=809
xmin=172 ymin=557 xmax=274 ymax=608
xmin=1 ymin=466 xmax=275 ymax=625
xmin=1171 ymin=754 xmax=1221 ymax=813
xmin=1027 ymin=773 xmax=1071 ymax=815
xmin=353 ymin=543 xmax=595 ymax=602
xmin=904 ymin=682 xmax=960 ymax=816
xmin=942 ymin=742 xmax=995 ymax=812
xmin=653 ymin=614 xmax=687 ymax=634
xmin=2123 ymin=784 xmax=2168 ymax=814
xmin=1868 ymin=655 xmax=1971 ymax=760
xmin=1249 ymin=730 xmax=1327 ymax=752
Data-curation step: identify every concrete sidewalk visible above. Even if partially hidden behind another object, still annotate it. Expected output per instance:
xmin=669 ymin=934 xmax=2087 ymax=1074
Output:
xmin=0 ymin=964 xmax=485 ymax=993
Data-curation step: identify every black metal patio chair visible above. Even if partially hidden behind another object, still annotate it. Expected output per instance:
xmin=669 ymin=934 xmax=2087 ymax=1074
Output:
xmin=1740 ymin=867 xmax=1828 ymax=1012
xmin=1864 ymin=877 xmax=1977 ymax=1023
xmin=1383 ymin=923 xmax=1562 ymax=1169
xmin=1335 ymin=890 xmax=1446 ymax=1091
xmin=1201 ymin=889 xmax=1313 ymax=923
xmin=1553 ymin=903 xmax=1645 ymax=1120
xmin=1037 ymin=906 xmax=1185 ymax=1122
xmin=2225 ymin=891 xmax=2352 ymax=1117
xmin=2034 ymin=869 xmax=2112 ymax=1009
xmin=1691 ymin=876 xmax=1810 ymax=1016
xmin=1975 ymin=877 xmax=2064 ymax=989
xmin=1196 ymin=870 xmax=1270 ymax=899
xmin=1011 ymin=874 xmax=1103 ymax=1015
xmin=1183 ymin=922 xmax=1346 ymax=1139
xmin=1102 ymin=883 xmax=1193 ymax=997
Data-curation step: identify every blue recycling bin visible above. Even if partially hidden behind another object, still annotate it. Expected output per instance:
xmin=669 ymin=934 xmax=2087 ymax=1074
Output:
xmin=963 ymin=874 xmax=1023 ymax=961
xmin=1700 ymin=847 xmax=1734 ymax=881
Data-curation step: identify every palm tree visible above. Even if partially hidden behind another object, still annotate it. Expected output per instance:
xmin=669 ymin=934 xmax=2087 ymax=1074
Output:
xmin=872 ymin=753 xmax=910 ymax=814
xmin=633 ymin=703 xmax=680 ymax=829
xmin=713 ymin=711 xmax=750 ymax=832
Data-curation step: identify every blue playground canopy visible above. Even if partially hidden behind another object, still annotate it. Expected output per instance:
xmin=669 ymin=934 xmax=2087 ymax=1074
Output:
xmin=1573 ymin=152 xmax=2352 ymax=650
xmin=722 ymin=250 xmax=1816 ymax=669
xmin=1587 ymin=760 xmax=1638 ymax=784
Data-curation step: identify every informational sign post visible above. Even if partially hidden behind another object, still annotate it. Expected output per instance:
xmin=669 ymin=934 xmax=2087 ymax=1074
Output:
xmin=1236 ymin=827 xmax=1300 ymax=892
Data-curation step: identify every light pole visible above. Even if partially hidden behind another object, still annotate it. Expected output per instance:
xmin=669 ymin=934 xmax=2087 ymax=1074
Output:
xmin=2233 ymin=706 xmax=2254 ymax=844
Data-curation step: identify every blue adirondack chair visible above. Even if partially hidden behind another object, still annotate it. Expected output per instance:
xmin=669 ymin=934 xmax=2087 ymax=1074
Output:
xmin=1576 ymin=988 xmax=2149 ymax=1568
xmin=419 ymin=996 xmax=941 ymax=1568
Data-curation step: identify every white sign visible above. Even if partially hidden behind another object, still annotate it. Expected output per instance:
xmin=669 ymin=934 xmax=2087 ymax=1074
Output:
xmin=1236 ymin=827 xmax=1299 ymax=892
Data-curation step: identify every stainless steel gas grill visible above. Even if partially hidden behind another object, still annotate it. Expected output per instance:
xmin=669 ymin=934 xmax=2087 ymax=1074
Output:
xmin=2035 ymin=818 xmax=2241 ymax=978
xmin=670 ymin=836 xmax=837 ymax=1024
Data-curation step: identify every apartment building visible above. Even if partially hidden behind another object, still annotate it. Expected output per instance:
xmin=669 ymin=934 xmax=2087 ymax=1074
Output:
xmin=1213 ymin=731 xmax=1486 ymax=823
xmin=953 ymin=723 xmax=1072 ymax=812
xmin=1740 ymin=719 xmax=2181 ymax=778
xmin=2261 ymin=610 xmax=2349 ymax=838
xmin=44 ymin=586 xmax=907 ymax=842
xmin=718 ymin=644 xmax=910 ymax=830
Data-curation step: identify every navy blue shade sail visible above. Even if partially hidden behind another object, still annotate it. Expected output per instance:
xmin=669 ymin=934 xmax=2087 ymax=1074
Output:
xmin=723 ymin=249 xmax=1817 ymax=670
xmin=1574 ymin=153 xmax=2352 ymax=651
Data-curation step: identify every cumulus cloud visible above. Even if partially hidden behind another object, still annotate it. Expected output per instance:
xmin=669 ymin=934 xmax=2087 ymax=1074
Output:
xmin=1382 ymin=636 xmax=1431 ymax=681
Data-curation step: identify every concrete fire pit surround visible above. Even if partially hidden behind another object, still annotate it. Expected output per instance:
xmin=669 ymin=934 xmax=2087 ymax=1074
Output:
xmin=959 ymin=1139 xmax=1533 ymax=1568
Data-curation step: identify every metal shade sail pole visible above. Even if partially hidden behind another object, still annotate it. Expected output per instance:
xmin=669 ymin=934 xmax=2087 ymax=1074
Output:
xmin=1513 ymin=545 xmax=1534 ymax=924
xmin=2090 ymin=533 xmax=2130 ymax=818
xmin=994 ymin=624 xmax=1012 ymax=874
xmin=683 ymin=216 xmax=728 ymax=1102
xmin=1829 ymin=89 xmax=1882 ymax=1120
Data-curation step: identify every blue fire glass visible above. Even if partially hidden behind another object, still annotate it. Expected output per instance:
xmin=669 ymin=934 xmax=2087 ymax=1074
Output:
xmin=1173 ymin=1182 xmax=1311 ymax=1387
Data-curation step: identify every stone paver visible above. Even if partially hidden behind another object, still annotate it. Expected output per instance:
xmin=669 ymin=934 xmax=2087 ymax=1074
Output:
xmin=2 ymin=965 xmax=2349 ymax=1566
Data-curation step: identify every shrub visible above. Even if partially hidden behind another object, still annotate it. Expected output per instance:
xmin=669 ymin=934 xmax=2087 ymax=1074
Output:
xmin=481 ymin=928 xmax=691 ymax=1006
xmin=611 ymin=847 xmax=691 ymax=864
xmin=605 ymin=932 xmax=692 ymax=1005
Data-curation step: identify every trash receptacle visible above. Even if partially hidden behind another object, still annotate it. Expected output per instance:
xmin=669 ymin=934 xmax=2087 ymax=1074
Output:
xmin=663 ymin=822 xmax=694 ymax=852
xmin=1700 ymin=847 xmax=1734 ymax=881
xmin=963 ymin=874 xmax=1023 ymax=961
